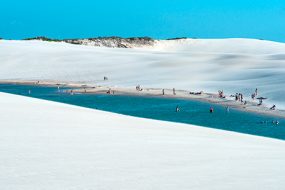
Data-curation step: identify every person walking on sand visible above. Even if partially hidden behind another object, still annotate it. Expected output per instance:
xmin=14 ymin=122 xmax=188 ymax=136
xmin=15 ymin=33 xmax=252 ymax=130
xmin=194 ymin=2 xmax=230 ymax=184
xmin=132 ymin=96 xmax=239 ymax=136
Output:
xmin=173 ymin=88 xmax=176 ymax=95
xmin=162 ymin=89 xmax=165 ymax=95
xmin=235 ymin=93 xmax=238 ymax=101
xmin=251 ymin=93 xmax=256 ymax=100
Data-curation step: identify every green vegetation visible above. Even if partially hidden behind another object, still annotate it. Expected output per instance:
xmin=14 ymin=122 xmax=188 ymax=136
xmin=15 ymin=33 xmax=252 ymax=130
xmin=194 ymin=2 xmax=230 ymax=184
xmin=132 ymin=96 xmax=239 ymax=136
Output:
xmin=24 ymin=36 xmax=61 ymax=42
xmin=22 ymin=36 xmax=155 ymax=47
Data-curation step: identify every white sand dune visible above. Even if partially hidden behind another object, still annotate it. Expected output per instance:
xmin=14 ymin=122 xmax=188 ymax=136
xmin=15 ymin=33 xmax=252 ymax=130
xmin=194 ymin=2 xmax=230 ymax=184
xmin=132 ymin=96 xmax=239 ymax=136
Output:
xmin=1 ymin=38 xmax=285 ymax=108
xmin=1 ymin=92 xmax=285 ymax=190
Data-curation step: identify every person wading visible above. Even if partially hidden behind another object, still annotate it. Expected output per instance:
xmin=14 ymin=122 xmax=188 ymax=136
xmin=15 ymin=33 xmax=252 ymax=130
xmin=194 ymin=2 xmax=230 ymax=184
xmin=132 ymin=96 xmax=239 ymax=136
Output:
xmin=176 ymin=105 xmax=180 ymax=112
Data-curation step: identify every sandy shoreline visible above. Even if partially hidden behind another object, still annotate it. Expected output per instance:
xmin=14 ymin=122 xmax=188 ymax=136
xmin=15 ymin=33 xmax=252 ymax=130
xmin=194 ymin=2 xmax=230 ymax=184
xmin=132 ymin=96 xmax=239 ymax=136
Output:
xmin=1 ymin=79 xmax=284 ymax=119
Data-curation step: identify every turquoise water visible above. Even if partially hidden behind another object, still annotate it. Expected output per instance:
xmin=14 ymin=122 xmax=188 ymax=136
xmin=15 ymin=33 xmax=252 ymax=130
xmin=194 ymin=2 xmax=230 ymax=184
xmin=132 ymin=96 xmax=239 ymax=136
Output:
xmin=1 ymin=84 xmax=285 ymax=140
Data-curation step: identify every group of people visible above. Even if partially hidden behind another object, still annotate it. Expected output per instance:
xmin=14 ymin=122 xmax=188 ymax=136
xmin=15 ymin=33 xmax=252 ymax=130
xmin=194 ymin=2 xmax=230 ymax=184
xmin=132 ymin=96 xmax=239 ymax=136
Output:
xmin=134 ymin=85 xmax=277 ymax=113
xmin=106 ymin=88 xmax=115 ymax=94
xmin=227 ymin=88 xmax=277 ymax=109
xmin=218 ymin=90 xmax=225 ymax=98
xmin=136 ymin=85 xmax=143 ymax=91
xmin=235 ymin=93 xmax=244 ymax=103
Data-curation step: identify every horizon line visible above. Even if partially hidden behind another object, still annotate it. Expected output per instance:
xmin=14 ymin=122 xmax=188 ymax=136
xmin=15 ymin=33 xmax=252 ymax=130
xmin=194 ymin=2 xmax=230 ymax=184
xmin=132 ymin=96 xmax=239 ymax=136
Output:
xmin=1 ymin=36 xmax=284 ymax=44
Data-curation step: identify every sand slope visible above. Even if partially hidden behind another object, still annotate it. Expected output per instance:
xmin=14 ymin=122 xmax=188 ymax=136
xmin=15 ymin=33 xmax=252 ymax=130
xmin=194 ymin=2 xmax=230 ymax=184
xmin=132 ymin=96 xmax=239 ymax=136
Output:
xmin=0 ymin=92 xmax=285 ymax=190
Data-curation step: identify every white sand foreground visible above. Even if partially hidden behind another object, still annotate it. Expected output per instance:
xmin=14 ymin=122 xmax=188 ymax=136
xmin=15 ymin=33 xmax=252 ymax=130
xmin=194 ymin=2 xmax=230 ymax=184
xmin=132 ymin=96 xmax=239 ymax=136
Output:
xmin=1 ymin=92 xmax=285 ymax=190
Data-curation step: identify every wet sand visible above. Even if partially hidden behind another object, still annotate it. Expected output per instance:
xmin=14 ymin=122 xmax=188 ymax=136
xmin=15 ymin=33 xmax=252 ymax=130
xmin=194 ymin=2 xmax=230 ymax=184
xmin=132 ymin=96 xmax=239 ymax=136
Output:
xmin=1 ymin=79 xmax=284 ymax=119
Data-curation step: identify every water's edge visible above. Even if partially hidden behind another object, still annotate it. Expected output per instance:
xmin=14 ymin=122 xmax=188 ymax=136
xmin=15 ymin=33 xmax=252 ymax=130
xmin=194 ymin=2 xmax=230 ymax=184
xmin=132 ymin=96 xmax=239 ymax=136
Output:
xmin=1 ymin=83 xmax=285 ymax=141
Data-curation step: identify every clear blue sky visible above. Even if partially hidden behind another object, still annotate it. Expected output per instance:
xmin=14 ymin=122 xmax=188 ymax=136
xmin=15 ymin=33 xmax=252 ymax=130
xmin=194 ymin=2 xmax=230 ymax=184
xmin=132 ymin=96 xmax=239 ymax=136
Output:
xmin=1 ymin=0 xmax=285 ymax=41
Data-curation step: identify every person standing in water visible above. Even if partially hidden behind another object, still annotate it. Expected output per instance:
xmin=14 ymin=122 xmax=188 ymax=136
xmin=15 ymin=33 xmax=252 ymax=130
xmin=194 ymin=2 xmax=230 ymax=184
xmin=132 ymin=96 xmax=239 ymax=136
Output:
xmin=176 ymin=105 xmax=180 ymax=112
xmin=226 ymin=106 xmax=230 ymax=113
xmin=210 ymin=107 xmax=214 ymax=113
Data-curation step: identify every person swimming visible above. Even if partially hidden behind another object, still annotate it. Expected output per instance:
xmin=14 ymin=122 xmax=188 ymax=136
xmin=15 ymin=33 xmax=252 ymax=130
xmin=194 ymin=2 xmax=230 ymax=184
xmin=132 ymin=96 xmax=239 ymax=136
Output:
xmin=259 ymin=121 xmax=268 ymax=124
xmin=210 ymin=107 xmax=214 ymax=113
